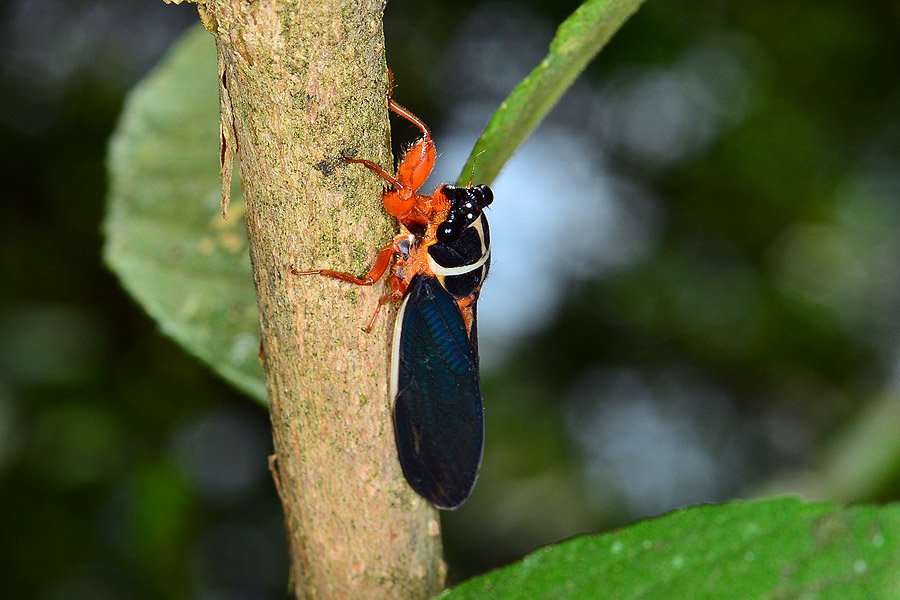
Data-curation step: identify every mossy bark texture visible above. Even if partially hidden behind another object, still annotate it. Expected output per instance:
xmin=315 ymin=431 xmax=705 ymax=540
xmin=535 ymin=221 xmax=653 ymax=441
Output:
xmin=165 ymin=1 xmax=446 ymax=598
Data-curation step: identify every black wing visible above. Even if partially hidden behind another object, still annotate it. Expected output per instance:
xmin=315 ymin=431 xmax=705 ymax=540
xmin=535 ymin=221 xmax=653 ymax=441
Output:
xmin=392 ymin=275 xmax=484 ymax=509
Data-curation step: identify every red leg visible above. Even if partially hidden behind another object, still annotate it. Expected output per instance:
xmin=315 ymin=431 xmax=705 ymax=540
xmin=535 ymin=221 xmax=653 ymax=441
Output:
xmin=388 ymin=98 xmax=431 ymax=141
xmin=362 ymin=271 xmax=409 ymax=333
xmin=343 ymin=76 xmax=436 ymax=223
xmin=291 ymin=235 xmax=409 ymax=286
xmin=383 ymin=75 xmax=436 ymax=192
xmin=363 ymin=290 xmax=400 ymax=333
xmin=384 ymin=69 xmax=431 ymax=140
xmin=342 ymin=155 xmax=403 ymax=189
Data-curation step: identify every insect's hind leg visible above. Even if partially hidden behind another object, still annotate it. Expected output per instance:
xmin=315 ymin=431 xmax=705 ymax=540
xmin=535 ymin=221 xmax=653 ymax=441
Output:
xmin=290 ymin=235 xmax=409 ymax=286
xmin=362 ymin=277 xmax=407 ymax=333
xmin=291 ymin=234 xmax=413 ymax=333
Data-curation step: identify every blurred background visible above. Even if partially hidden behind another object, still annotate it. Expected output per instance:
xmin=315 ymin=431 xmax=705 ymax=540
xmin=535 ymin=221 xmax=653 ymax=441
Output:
xmin=2 ymin=0 xmax=899 ymax=597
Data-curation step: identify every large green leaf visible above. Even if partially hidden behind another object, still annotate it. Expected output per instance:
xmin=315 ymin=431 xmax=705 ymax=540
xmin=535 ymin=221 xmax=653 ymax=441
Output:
xmin=442 ymin=497 xmax=900 ymax=599
xmin=104 ymin=26 xmax=266 ymax=403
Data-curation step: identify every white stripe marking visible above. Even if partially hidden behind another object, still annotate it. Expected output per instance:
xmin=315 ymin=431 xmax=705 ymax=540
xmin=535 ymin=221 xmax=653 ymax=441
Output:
xmin=389 ymin=293 xmax=411 ymax=403
xmin=427 ymin=248 xmax=490 ymax=277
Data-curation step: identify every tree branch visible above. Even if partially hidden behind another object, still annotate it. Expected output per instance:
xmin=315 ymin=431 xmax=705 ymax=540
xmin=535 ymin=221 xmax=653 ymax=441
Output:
xmin=171 ymin=1 xmax=445 ymax=597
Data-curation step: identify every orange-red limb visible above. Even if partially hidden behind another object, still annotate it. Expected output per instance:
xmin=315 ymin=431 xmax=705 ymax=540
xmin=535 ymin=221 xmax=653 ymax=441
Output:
xmin=342 ymin=85 xmax=441 ymax=224
xmin=456 ymin=295 xmax=479 ymax=336
xmin=342 ymin=154 xmax=417 ymax=219
xmin=389 ymin=98 xmax=431 ymax=141
xmin=387 ymin=91 xmax=435 ymax=194
xmin=291 ymin=235 xmax=408 ymax=287
xmin=385 ymin=69 xmax=430 ymax=141
xmin=363 ymin=283 xmax=407 ymax=333
xmin=396 ymin=138 xmax=435 ymax=194
xmin=391 ymin=99 xmax=435 ymax=193
xmin=342 ymin=155 xmax=402 ymax=189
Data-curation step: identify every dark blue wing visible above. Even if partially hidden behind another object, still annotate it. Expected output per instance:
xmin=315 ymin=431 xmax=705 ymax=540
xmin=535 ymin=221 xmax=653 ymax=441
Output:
xmin=392 ymin=275 xmax=484 ymax=509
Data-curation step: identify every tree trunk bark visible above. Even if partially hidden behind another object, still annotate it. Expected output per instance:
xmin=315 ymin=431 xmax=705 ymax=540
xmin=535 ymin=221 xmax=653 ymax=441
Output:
xmin=168 ymin=1 xmax=446 ymax=597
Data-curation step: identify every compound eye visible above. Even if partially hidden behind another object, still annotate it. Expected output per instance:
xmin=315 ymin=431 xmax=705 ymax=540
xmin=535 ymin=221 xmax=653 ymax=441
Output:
xmin=474 ymin=184 xmax=493 ymax=207
xmin=437 ymin=217 xmax=463 ymax=244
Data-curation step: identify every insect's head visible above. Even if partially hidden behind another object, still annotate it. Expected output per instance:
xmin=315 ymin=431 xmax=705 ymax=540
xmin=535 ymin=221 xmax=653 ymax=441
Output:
xmin=436 ymin=184 xmax=493 ymax=244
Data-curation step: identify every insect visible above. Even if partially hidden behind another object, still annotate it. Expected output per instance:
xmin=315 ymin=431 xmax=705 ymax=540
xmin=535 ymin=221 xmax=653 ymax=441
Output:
xmin=292 ymin=84 xmax=492 ymax=510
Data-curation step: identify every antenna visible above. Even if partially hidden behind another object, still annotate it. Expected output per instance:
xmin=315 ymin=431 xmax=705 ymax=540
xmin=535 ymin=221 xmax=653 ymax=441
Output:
xmin=467 ymin=150 xmax=485 ymax=187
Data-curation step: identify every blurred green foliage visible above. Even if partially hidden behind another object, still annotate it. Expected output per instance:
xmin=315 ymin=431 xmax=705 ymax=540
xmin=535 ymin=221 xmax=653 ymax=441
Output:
xmin=1 ymin=0 xmax=899 ymax=598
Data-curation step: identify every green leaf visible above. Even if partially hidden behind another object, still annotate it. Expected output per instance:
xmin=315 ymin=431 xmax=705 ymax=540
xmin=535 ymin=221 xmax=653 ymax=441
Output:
xmin=457 ymin=0 xmax=646 ymax=186
xmin=104 ymin=26 xmax=266 ymax=403
xmin=441 ymin=497 xmax=900 ymax=600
